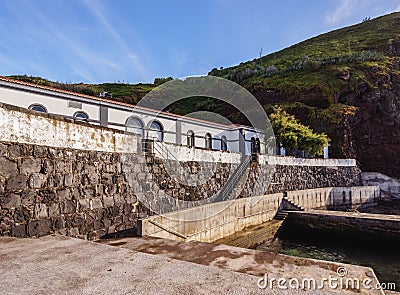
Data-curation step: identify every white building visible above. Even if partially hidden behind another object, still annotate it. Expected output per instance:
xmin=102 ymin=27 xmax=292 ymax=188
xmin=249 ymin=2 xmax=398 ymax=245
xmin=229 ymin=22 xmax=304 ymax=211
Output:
xmin=0 ymin=76 xmax=269 ymax=156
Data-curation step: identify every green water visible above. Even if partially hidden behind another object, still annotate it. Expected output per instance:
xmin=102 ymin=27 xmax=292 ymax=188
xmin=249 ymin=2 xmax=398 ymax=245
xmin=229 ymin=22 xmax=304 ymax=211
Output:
xmin=255 ymin=231 xmax=400 ymax=292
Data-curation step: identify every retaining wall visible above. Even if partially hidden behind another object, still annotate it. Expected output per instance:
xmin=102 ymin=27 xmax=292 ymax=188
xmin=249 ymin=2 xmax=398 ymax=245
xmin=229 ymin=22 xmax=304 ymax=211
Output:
xmin=285 ymin=186 xmax=380 ymax=210
xmin=284 ymin=210 xmax=400 ymax=240
xmin=138 ymin=193 xmax=283 ymax=242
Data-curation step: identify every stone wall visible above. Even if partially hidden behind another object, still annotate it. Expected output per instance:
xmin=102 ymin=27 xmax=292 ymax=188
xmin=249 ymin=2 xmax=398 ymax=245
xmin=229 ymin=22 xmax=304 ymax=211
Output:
xmin=0 ymin=141 xmax=145 ymax=240
xmin=239 ymin=163 xmax=361 ymax=198
xmin=361 ymin=172 xmax=400 ymax=199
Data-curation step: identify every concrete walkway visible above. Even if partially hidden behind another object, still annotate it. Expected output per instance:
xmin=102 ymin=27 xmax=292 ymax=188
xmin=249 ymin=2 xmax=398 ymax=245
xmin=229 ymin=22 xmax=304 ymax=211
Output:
xmin=0 ymin=235 xmax=384 ymax=295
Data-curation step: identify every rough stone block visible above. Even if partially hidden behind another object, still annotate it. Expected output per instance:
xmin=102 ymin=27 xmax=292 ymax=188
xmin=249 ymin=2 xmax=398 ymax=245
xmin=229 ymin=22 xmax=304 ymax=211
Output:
xmin=107 ymin=225 xmax=116 ymax=234
xmin=14 ymin=207 xmax=32 ymax=223
xmin=8 ymin=144 xmax=32 ymax=158
xmin=78 ymin=199 xmax=90 ymax=212
xmin=73 ymin=214 xmax=86 ymax=231
xmin=38 ymin=189 xmax=58 ymax=204
xmin=33 ymin=145 xmax=49 ymax=158
xmin=68 ymin=227 xmax=79 ymax=237
xmin=28 ymin=218 xmax=52 ymax=237
xmin=102 ymin=196 xmax=114 ymax=207
xmin=102 ymin=219 xmax=111 ymax=229
xmin=0 ymin=193 xmax=21 ymax=208
xmin=63 ymin=174 xmax=73 ymax=187
xmin=0 ymin=157 xmax=18 ymax=177
xmin=56 ymin=189 xmax=72 ymax=201
xmin=90 ymin=198 xmax=102 ymax=210
xmin=113 ymin=175 xmax=125 ymax=184
xmin=48 ymin=148 xmax=64 ymax=159
xmin=46 ymin=173 xmax=63 ymax=188
xmin=52 ymin=216 xmax=65 ymax=231
xmin=0 ymin=143 xmax=8 ymax=157
xmin=28 ymin=173 xmax=47 ymax=189
xmin=11 ymin=224 xmax=27 ymax=237
xmin=48 ymin=203 xmax=60 ymax=217
xmin=21 ymin=191 xmax=36 ymax=206
xmin=71 ymin=187 xmax=83 ymax=200
xmin=34 ymin=203 xmax=48 ymax=218
xmin=42 ymin=159 xmax=54 ymax=174
xmin=83 ymin=188 xmax=95 ymax=198
xmin=123 ymin=203 xmax=133 ymax=215
xmin=20 ymin=158 xmax=42 ymax=175
xmin=125 ymin=194 xmax=138 ymax=205
xmin=60 ymin=200 xmax=76 ymax=214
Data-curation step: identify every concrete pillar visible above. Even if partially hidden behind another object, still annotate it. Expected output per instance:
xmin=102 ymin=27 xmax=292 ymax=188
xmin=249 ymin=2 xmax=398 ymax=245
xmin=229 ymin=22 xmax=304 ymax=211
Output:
xmin=324 ymin=146 xmax=329 ymax=159
xmin=99 ymin=105 xmax=108 ymax=128
xmin=239 ymin=128 xmax=246 ymax=158
xmin=176 ymin=120 xmax=182 ymax=145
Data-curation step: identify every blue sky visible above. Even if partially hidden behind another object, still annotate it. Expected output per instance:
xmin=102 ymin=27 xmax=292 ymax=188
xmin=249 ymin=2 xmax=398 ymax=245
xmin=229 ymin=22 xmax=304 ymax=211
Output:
xmin=0 ymin=0 xmax=399 ymax=84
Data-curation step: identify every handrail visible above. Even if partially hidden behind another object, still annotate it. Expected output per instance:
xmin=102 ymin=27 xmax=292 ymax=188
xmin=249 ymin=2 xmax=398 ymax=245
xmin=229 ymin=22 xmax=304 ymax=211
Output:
xmin=154 ymin=140 xmax=180 ymax=162
xmin=143 ymin=137 xmax=180 ymax=163
xmin=147 ymin=219 xmax=188 ymax=239
xmin=216 ymin=155 xmax=251 ymax=202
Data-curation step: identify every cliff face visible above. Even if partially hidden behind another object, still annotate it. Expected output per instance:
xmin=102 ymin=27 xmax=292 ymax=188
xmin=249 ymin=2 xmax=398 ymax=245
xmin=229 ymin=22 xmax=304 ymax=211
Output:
xmin=349 ymin=58 xmax=400 ymax=177
xmin=245 ymin=58 xmax=400 ymax=178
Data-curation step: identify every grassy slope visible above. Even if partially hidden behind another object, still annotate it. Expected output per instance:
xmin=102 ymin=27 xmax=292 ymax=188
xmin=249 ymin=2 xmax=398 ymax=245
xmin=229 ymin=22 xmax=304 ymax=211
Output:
xmin=210 ymin=12 xmax=400 ymax=86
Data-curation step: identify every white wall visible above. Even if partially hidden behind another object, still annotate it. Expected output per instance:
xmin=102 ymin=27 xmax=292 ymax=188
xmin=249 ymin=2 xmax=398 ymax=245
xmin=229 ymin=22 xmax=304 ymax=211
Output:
xmin=154 ymin=142 xmax=241 ymax=163
xmin=260 ymin=154 xmax=357 ymax=167
xmin=0 ymin=102 xmax=138 ymax=153
xmin=0 ymin=86 xmax=100 ymax=121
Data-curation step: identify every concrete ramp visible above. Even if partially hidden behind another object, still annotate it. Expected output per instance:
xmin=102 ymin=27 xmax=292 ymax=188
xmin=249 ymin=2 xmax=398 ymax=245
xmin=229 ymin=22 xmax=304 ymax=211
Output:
xmin=138 ymin=193 xmax=283 ymax=242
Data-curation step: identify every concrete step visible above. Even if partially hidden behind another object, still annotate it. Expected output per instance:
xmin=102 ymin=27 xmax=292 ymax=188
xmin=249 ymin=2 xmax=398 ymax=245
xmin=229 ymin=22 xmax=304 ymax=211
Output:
xmin=273 ymin=211 xmax=289 ymax=220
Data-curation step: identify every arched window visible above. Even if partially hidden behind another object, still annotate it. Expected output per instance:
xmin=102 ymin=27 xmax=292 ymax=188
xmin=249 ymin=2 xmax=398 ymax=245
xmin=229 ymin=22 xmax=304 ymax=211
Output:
xmin=125 ymin=116 xmax=144 ymax=137
xmin=187 ymin=130 xmax=195 ymax=147
xmin=74 ymin=111 xmax=89 ymax=121
xmin=205 ymin=133 xmax=212 ymax=150
xmin=221 ymin=136 xmax=228 ymax=151
xmin=149 ymin=120 xmax=163 ymax=141
xmin=29 ymin=104 xmax=47 ymax=113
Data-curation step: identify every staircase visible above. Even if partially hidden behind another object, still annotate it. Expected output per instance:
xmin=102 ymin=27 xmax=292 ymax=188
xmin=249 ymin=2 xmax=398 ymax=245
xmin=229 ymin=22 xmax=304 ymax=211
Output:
xmin=215 ymin=155 xmax=251 ymax=202
xmin=282 ymin=197 xmax=306 ymax=211
xmin=273 ymin=197 xmax=305 ymax=221
xmin=273 ymin=211 xmax=289 ymax=221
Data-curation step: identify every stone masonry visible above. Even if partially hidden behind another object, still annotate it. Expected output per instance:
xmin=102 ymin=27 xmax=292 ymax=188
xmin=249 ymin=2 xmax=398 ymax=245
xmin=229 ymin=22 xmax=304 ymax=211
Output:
xmin=0 ymin=141 xmax=144 ymax=240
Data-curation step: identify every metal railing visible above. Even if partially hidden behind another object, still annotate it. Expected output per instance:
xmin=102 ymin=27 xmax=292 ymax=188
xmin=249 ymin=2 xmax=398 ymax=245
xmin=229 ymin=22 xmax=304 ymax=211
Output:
xmin=143 ymin=138 xmax=180 ymax=163
xmin=215 ymin=155 xmax=251 ymax=202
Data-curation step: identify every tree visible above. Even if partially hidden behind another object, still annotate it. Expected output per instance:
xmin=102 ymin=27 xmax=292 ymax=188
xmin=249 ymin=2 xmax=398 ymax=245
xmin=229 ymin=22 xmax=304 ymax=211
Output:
xmin=269 ymin=106 xmax=330 ymax=156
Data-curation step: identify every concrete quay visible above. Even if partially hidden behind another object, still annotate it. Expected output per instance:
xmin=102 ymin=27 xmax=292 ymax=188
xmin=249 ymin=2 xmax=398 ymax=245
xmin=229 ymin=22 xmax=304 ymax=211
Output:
xmin=0 ymin=235 xmax=384 ymax=295
xmin=284 ymin=210 xmax=400 ymax=239
xmin=99 ymin=236 xmax=383 ymax=295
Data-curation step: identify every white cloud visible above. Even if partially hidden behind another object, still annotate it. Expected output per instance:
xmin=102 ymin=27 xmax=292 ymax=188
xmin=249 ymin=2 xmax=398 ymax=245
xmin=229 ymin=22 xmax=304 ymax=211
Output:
xmin=326 ymin=0 xmax=360 ymax=24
